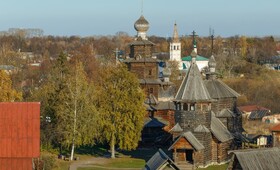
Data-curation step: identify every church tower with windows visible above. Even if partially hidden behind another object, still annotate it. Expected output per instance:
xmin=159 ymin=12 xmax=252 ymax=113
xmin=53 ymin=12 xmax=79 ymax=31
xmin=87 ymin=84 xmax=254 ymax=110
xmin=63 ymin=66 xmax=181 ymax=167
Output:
xmin=169 ymin=23 xmax=182 ymax=69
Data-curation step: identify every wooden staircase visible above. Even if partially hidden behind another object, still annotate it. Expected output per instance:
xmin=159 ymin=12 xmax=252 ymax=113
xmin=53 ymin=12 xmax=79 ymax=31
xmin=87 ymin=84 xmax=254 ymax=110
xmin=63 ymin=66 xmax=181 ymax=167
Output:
xmin=175 ymin=161 xmax=194 ymax=170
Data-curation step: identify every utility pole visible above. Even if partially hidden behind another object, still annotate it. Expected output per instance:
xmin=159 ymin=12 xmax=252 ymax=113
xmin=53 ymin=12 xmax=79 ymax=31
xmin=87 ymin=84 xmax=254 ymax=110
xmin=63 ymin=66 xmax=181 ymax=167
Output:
xmin=209 ymin=27 xmax=215 ymax=55
xmin=114 ymin=48 xmax=120 ymax=64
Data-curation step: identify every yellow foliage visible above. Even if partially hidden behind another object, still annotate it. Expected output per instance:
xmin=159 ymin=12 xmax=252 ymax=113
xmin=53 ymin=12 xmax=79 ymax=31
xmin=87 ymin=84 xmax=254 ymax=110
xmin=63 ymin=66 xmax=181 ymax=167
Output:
xmin=0 ymin=70 xmax=22 ymax=102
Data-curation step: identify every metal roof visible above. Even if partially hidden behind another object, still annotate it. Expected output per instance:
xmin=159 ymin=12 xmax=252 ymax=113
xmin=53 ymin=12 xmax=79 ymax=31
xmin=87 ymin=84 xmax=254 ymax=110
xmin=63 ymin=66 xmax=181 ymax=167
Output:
xmin=169 ymin=131 xmax=205 ymax=151
xmin=248 ymin=110 xmax=269 ymax=120
xmin=237 ymin=105 xmax=270 ymax=112
xmin=229 ymin=148 xmax=280 ymax=170
xmin=175 ymin=61 xmax=212 ymax=102
xmin=144 ymin=148 xmax=179 ymax=170
xmin=0 ymin=102 xmax=40 ymax=159
xmin=182 ymin=55 xmax=209 ymax=61
xmin=211 ymin=114 xmax=233 ymax=142
xmin=204 ymin=79 xmax=240 ymax=99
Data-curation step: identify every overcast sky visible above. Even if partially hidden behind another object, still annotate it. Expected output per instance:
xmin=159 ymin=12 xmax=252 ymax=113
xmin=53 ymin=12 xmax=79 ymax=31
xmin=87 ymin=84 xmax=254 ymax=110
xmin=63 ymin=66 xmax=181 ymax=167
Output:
xmin=1 ymin=0 xmax=279 ymax=37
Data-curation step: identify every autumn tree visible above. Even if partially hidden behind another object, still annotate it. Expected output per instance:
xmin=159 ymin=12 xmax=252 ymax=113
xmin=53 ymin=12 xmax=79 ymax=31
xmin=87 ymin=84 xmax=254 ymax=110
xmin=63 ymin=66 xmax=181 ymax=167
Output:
xmin=95 ymin=63 xmax=146 ymax=158
xmin=0 ymin=70 xmax=22 ymax=101
xmin=32 ymin=53 xmax=98 ymax=159
xmin=167 ymin=60 xmax=182 ymax=91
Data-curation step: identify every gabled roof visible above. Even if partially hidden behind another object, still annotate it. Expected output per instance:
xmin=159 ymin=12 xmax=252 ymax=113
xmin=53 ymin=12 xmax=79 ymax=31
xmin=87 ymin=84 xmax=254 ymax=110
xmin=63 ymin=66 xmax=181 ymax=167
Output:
xmin=169 ymin=123 xmax=183 ymax=133
xmin=175 ymin=60 xmax=212 ymax=102
xmin=229 ymin=148 xmax=280 ymax=170
xmin=204 ymin=79 xmax=240 ymax=99
xmin=270 ymin=123 xmax=280 ymax=132
xmin=182 ymin=55 xmax=209 ymax=61
xmin=248 ymin=110 xmax=269 ymax=120
xmin=232 ymin=132 xmax=251 ymax=143
xmin=216 ymin=109 xmax=235 ymax=118
xmin=211 ymin=114 xmax=233 ymax=142
xmin=169 ymin=131 xmax=205 ymax=151
xmin=237 ymin=105 xmax=270 ymax=113
xmin=194 ymin=125 xmax=210 ymax=133
xmin=144 ymin=117 xmax=166 ymax=128
xmin=144 ymin=148 xmax=179 ymax=170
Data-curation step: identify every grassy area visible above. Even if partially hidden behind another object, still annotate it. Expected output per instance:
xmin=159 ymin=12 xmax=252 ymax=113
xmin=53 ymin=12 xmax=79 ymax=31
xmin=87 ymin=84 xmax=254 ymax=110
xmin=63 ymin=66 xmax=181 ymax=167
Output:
xmin=197 ymin=163 xmax=228 ymax=170
xmin=77 ymin=157 xmax=145 ymax=170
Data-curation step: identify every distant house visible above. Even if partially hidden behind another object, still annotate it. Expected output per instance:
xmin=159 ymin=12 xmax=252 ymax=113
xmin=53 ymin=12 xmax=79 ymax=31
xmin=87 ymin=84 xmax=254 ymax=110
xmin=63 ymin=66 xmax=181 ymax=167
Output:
xmin=143 ymin=149 xmax=179 ymax=170
xmin=237 ymin=105 xmax=271 ymax=120
xmin=270 ymin=123 xmax=280 ymax=147
xmin=228 ymin=148 xmax=280 ymax=170
xmin=262 ymin=114 xmax=280 ymax=124
xmin=245 ymin=134 xmax=272 ymax=147
xmin=0 ymin=65 xmax=17 ymax=74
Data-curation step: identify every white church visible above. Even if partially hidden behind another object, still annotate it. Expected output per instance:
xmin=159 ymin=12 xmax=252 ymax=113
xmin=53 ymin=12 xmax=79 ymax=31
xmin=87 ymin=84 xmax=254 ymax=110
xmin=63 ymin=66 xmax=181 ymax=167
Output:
xmin=169 ymin=23 xmax=209 ymax=71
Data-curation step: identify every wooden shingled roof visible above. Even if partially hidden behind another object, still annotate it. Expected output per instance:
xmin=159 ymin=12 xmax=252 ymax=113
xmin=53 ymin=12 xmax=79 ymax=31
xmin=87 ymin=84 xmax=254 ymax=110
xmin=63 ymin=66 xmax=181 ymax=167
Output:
xmin=143 ymin=148 xmax=179 ymax=170
xmin=175 ymin=53 xmax=212 ymax=102
xmin=211 ymin=113 xmax=233 ymax=142
xmin=169 ymin=123 xmax=183 ymax=133
xmin=229 ymin=148 xmax=280 ymax=170
xmin=204 ymin=79 xmax=240 ymax=99
xmin=168 ymin=131 xmax=205 ymax=151
xmin=216 ymin=108 xmax=236 ymax=118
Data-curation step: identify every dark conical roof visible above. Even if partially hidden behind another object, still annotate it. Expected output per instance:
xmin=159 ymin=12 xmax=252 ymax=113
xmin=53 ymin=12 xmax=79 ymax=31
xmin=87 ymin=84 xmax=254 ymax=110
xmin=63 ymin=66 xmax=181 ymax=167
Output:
xmin=175 ymin=52 xmax=212 ymax=102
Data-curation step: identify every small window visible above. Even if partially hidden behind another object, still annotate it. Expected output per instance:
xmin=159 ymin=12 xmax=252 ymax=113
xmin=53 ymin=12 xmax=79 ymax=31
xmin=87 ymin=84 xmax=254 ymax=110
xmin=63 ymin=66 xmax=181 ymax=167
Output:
xmin=190 ymin=103 xmax=195 ymax=111
xmin=148 ymin=69 xmax=152 ymax=75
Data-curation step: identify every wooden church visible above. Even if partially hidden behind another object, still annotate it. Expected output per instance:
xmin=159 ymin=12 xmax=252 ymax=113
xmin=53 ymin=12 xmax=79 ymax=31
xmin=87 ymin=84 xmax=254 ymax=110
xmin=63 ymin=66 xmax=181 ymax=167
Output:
xmin=123 ymin=14 xmax=243 ymax=168
xmin=169 ymin=50 xmax=242 ymax=168
xmin=123 ymin=15 xmax=175 ymax=146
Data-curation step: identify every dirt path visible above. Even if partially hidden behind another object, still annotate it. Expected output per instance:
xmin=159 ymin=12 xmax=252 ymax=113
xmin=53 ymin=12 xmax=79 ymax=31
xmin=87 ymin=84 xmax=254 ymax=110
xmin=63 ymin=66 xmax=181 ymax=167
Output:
xmin=69 ymin=157 xmax=141 ymax=170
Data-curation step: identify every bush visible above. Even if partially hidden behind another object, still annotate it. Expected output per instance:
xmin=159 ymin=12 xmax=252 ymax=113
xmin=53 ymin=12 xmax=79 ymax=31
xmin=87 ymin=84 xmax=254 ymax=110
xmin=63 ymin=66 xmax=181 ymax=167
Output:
xmin=40 ymin=152 xmax=56 ymax=170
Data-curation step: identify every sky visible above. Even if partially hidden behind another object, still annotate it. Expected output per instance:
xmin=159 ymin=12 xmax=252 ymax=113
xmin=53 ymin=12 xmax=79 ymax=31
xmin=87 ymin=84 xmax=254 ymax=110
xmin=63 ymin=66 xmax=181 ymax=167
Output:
xmin=1 ymin=0 xmax=280 ymax=37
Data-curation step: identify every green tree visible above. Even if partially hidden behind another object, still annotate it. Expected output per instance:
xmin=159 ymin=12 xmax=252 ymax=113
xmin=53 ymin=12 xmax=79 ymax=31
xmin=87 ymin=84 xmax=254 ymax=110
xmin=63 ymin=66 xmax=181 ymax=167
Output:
xmin=0 ymin=70 xmax=22 ymax=101
xmin=32 ymin=53 xmax=98 ymax=159
xmin=96 ymin=64 xmax=146 ymax=158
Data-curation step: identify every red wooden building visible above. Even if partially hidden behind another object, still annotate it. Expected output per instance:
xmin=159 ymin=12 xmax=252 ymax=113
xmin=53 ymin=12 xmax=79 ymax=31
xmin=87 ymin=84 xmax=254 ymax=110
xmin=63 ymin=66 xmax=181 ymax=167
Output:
xmin=0 ymin=102 xmax=40 ymax=170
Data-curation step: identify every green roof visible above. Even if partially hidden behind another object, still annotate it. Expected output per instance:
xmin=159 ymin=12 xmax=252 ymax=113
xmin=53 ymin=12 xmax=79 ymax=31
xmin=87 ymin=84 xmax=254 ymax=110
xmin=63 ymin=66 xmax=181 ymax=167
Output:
xmin=182 ymin=55 xmax=209 ymax=61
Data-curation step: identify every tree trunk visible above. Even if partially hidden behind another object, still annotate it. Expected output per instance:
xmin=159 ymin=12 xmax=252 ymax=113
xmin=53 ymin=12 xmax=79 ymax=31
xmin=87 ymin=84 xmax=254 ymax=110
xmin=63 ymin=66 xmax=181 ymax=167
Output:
xmin=111 ymin=134 xmax=115 ymax=158
xmin=70 ymin=141 xmax=75 ymax=161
